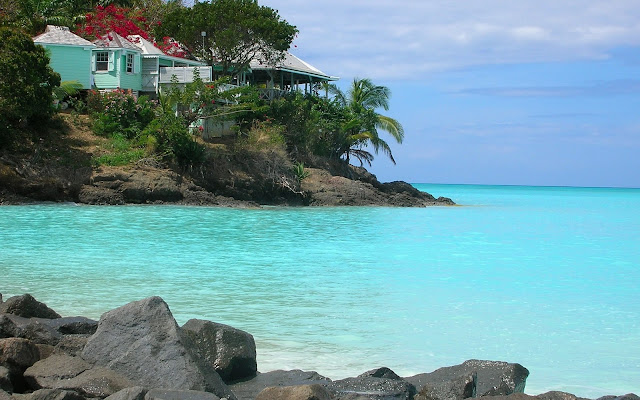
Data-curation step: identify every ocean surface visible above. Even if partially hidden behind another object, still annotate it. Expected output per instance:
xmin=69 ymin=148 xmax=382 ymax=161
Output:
xmin=1 ymin=184 xmax=639 ymax=398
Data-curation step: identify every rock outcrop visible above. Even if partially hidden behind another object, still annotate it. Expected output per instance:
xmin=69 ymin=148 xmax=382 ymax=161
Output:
xmin=406 ymin=359 xmax=529 ymax=397
xmin=2 ymin=294 xmax=636 ymax=400
xmin=181 ymin=319 xmax=257 ymax=383
xmin=81 ymin=297 xmax=235 ymax=400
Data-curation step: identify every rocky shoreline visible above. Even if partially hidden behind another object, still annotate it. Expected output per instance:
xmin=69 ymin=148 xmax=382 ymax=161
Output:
xmin=0 ymin=294 xmax=636 ymax=400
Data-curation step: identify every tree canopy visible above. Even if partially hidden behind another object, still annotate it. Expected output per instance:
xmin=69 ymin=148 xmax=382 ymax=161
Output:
xmin=0 ymin=27 xmax=59 ymax=144
xmin=156 ymin=0 xmax=297 ymax=76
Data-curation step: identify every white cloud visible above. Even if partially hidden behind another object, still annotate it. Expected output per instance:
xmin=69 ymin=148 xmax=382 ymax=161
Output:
xmin=264 ymin=0 xmax=640 ymax=80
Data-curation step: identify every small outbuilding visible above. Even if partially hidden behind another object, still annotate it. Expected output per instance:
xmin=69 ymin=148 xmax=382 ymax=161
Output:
xmin=33 ymin=25 xmax=95 ymax=89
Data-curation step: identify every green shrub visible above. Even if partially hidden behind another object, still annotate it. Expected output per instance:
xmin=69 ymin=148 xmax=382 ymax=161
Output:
xmin=91 ymin=90 xmax=156 ymax=139
xmin=91 ymin=133 xmax=147 ymax=166
xmin=0 ymin=27 xmax=60 ymax=146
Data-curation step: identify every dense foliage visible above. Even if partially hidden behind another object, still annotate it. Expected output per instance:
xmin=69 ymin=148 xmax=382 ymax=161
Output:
xmin=0 ymin=0 xmax=404 ymax=169
xmin=0 ymin=27 xmax=60 ymax=146
xmin=156 ymin=0 xmax=297 ymax=76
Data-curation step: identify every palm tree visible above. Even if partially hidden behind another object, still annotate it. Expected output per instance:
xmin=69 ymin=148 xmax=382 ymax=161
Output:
xmin=329 ymin=78 xmax=404 ymax=165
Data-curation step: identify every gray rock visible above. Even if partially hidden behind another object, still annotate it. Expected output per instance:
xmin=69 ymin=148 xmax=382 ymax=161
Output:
xmin=357 ymin=368 xmax=402 ymax=380
xmin=596 ymin=395 xmax=639 ymax=400
xmin=0 ymin=315 xmax=61 ymax=346
xmin=0 ymin=338 xmax=40 ymax=369
xmin=229 ymin=370 xmax=331 ymax=400
xmin=328 ymin=374 xmax=416 ymax=400
xmin=52 ymin=336 xmax=88 ymax=357
xmin=413 ymin=372 xmax=475 ymax=400
xmin=34 ymin=344 xmax=54 ymax=361
xmin=0 ymin=366 xmax=12 ymax=393
xmin=181 ymin=319 xmax=257 ymax=383
xmin=255 ymin=384 xmax=332 ymax=400
xmin=37 ymin=318 xmax=97 ymax=336
xmin=24 ymin=354 xmax=91 ymax=389
xmin=405 ymin=360 xmax=529 ymax=397
xmin=63 ymin=367 xmax=134 ymax=398
xmin=81 ymin=297 xmax=235 ymax=400
xmin=0 ymin=295 xmax=60 ymax=320
xmin=535 ymin=391 xmax=591 ymax=400
xmin=105 ymin=386 xmax=148 ymax=400
xmin=0 ymin=389 xmax=11 ymax=400
xmin=144 ymin=389 xmax=220 ymax=400
xmin=18 ymin=388 xmax=87 ymax=400
xmin=24 ymin=354 xmax=133 ymax=398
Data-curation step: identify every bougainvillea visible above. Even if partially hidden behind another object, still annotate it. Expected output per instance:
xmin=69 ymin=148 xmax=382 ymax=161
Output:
xmin=76 ymin=5 xmax=189 ymax=59
xmin=76 ymin=5 xmax=153 ymax=42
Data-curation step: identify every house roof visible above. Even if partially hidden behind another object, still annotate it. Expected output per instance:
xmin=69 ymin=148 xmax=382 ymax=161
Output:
xmin=93 ymin=32 xmax=140 ymax=51
xmin=128 ymin=35 xmax=205 ymax=66
xmin=128 ymin=35 xmax=165 ymax=55
xmin=33 ymin=25 xmax=94 ymax=47
xmin=249 ymin=52 xmax=337 ymax=81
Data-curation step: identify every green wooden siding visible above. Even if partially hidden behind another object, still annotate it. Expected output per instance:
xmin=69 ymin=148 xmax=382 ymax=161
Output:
xmin=92 ymin=49 xmax=142 ymax=91
xmin=41 ymin=44 xmax=93 ymax=89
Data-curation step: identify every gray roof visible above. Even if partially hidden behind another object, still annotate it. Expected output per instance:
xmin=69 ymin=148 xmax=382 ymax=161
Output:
xmin=33 ymin=25 xmax=94 ymax=47
xmin=250 ymin=52 xmax=337 ymax=80
xmin=93 ymin=32 xmax=140 ymax=51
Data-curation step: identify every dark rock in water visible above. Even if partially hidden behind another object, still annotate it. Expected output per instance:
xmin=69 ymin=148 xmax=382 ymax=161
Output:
xmin=104 ymin=386 xmax=147 ymax=400
xmin=0 ymin=295 xmax=61 ymax=319
xmin=357 ymin=367 xmax=402 ymax=380
xmin=229 ymin=370 xmax=331 ymax=400
xmin=181 ymin=319 xmax=257 ymax=383
xmin=0 ymin=366 xmax=12 ymax=393
xmin=406 ymin=359 xmax=529 ymax=397
xmin=255 ymin=384 xmax=332 ymax=400
xmin=81 ymin=297 xmax=235 ymax=400
xmin=0 ymin=315 xmax=62 ymax=346
xmin=144 ymin=389 xmax=221 ymax=400
xmin=0 ymin=338 xmax=40 ymax=369
xmin=328 ymin=372 xmax=416 ymax=400
xmin=413 ymin=372 xmax=475 ymax=400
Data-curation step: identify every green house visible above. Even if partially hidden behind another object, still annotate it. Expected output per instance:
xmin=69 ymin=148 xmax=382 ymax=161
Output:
xmin=33 ymin=26 xmax=95 ymax=89
xmin=91 ymin=32 xmax=143 ymax=94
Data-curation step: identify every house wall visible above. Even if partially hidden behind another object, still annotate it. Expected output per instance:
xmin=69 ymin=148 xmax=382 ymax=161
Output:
xmin=41 ymin=44 xmax=93 ymax=89
xmin=118 ymin=52 xmax=142 ymax=91
xmin=92 ymin=49 xmax=142 ymax=91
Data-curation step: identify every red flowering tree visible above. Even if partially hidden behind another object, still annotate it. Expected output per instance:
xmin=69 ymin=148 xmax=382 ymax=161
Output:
xmin=76 ymin=5 xmax=153 ymax=42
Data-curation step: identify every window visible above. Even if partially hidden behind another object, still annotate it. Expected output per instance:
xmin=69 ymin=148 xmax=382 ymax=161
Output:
xmin=126 ymin=53 xmax=134 ymax=73
xmin=96 ymin=51 xmax=109 ymax=72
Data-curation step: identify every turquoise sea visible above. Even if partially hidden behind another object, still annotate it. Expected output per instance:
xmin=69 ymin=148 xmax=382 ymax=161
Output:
xmin=1 ymin=184 xmax=639 ymax=398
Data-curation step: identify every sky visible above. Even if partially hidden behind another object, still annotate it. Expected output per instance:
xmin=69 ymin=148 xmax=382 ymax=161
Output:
xmin=261 ymin=0 xmax=640 ymax=187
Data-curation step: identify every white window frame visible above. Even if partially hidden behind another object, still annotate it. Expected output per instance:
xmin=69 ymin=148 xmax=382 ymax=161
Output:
xmin=126 ymin=53 xmax=134 ymax=73
xmin=96 ymin=51 xmax=109 ymax=72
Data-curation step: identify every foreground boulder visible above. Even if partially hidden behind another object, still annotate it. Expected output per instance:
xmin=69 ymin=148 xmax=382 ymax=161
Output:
xmin=181 ymin=319 xmax=257 ymax=383
xmin=328 ymin=367 xmax=416 ymax=399
xmin=413 ymin=372 xmax=476 ymax=400
xmin=255 ymin=384 xmax=331 ymax=400
xmin=229 ymin=370 xmax=331 ymax=400
xmin=406 ymin=360 xmax=529 ymax=397
xmin=0 ymin=295 xmax=61 ymax=320
xmin=0 ymin=315 xmax=62 ymax=346
xmin=81 ymin=297 xmax=235 ymax=400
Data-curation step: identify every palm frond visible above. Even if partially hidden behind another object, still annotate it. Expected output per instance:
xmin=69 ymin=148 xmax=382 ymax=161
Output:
xmin=376 ymin=114 xmax=404 ymax=143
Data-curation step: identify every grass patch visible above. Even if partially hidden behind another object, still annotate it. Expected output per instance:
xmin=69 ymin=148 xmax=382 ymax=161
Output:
xmin=91 ymin=133 xmax=147 ymax=167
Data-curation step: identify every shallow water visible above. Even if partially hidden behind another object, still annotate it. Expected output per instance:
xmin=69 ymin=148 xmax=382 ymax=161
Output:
xmin=1 ymin=184 xmax=639 ymax=397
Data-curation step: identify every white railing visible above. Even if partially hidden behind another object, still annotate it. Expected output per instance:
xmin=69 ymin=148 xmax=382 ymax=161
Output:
xmin=159 ymin=66 xmax=212 ymax=84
